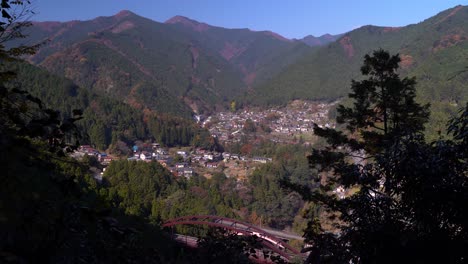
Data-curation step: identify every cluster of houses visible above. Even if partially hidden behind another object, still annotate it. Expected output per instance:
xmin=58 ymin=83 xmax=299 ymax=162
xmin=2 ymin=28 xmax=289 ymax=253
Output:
xmin=127 ymin=143 xmax=170 ymax=163
xmin=72 ymin=100 xmax=338 ymax=183
xmin=203 ymin=101 xmax=336 ymax=144
xmin=78 ymin=100 xmax=329 ymax=181
xmin=76 ymin=102 xmax=335 ymax=182
xmin=75 ymin=145 xmax=114 ymax=165
xmin=74 ymin=141 xmax=274 ymax=181
xmin=77 ymin=142 xmax=272 ymax=179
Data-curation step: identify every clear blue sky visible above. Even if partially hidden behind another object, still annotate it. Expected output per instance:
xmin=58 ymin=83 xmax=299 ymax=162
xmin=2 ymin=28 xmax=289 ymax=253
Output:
xmin=33 ymin=0 xmax=466 ymax=39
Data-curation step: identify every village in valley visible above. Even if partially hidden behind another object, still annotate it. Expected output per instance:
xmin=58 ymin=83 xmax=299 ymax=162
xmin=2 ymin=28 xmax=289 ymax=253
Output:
xmin=72 ymin=100 xmax=336 ymax=181
xmin=203 ymin=100 xmax=336 ymax=144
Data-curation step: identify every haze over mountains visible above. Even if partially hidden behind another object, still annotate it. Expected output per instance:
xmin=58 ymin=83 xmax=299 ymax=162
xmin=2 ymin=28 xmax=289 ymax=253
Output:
xmin=14 ymin=5 xmax=468 ymax=120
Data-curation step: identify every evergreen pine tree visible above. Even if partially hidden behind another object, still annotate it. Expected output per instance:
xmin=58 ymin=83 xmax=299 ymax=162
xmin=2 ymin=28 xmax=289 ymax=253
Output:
xmin=285 ymin=50 xmax=467 ymax=264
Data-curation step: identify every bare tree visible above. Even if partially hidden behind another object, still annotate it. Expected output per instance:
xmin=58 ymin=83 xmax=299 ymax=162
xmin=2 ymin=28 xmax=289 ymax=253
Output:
xmin=0 ymin=0 xmax=38 ymax=56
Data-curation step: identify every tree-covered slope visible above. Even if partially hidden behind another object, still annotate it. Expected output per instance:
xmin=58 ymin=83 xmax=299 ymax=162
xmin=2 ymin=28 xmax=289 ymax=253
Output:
xmin=14 ymin=11 xmax=245 ymax=115
xmin=1 ymin=60 xmax=220 ymax=151
xmin=252 ymin=5 xmax=468 ymax=108
xmin=13 ymin=5 xmax=468 ymax=124
xmin=15 ymin=11 xmax=312 ymax=115
xmin=165 ymin=16 xmax=312 ymax=87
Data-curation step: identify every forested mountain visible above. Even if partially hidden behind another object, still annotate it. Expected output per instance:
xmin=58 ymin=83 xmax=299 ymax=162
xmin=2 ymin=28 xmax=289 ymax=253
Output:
xmin=23 ymin=10 xmax=240 ymax=115
xmin=10 ymin=5 xmax=468 ymax=119
xmin=9 ymin=5 xmax=468 ymax=136
xmin=12 ymin=11 xmax=312 ymax=115
xmin=165 ymin=15 xmax=312 ymax=87
xmin=3 ymin=1 xmax=468 ymax=262
xmin=0 ymin=61 xmax=219 ymax=150
xmin=252 ymin=5 xmax=468 ymax=109
xmin=299 ymin=33 xmax=342 ymax=47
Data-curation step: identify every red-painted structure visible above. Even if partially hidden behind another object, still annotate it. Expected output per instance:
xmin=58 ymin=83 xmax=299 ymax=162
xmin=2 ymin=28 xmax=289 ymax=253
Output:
xmin=163 ymin=215 xmax=304 ymax=262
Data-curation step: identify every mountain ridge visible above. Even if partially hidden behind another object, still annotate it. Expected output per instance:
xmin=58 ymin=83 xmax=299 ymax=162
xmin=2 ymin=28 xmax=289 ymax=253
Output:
xmin=249 ymin=5 xmax=468 ymax=137
xmin=17 ymin=10 xmax=314 ymax=115
xmin=300 ymin=33 xmax=343 ymax=47
xmin=165 ymin=14 xmax=294 ymax=42
xmin=165 ymin=15 xmax=211 ymax=32
xmin=11 ymin=5 xmax=468 ymax=126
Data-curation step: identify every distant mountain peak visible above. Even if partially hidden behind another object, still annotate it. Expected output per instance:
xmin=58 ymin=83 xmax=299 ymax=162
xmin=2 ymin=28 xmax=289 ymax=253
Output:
xmin=320 ymin=33 xmax=333 ymax=37
xmin=165 ymin=15 xmax=190 ymax=23
xmin=300 ymin=33 xmax=342 ymax=47
xmin=115 ymin=10 xmax=135 ymax=19
xmin=165 ymin=15 xmax=210 ymax=32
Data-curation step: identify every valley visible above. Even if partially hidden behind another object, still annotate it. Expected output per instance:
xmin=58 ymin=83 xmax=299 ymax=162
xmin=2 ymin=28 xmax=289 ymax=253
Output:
xmin=9 ymin=5 xmax=466 ymax=141
xmin=1 ymin=1 xmax=467 ymax=263
xmin=75 ymin=100 xmax=336 ymax=183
